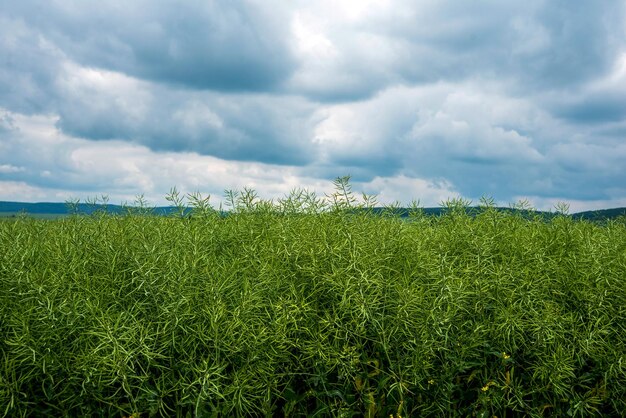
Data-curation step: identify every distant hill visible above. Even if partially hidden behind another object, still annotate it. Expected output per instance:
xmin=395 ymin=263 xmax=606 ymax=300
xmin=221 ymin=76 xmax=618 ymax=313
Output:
xmin=571 ymin=207 xmax=626 ymax=221
xmin=1 ymin=201 xmax=625 ymax=221
xmin=0 ymin=201 xmax=179 ymax=216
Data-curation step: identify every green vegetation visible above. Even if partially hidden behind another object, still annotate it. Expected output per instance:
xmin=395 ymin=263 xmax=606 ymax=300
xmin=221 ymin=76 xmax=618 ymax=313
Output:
xmin=1 ymin=178 xmax=625 ymax=417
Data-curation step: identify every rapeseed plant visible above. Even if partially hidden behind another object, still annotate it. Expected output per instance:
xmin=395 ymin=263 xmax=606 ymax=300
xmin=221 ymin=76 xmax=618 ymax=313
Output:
xmin=0 ymin=178 xmax=624 ymax=416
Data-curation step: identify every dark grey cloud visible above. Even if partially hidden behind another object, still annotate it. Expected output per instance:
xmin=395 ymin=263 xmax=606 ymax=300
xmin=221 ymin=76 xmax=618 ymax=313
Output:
xmin=554 ymin=93 xmax=626 ymax=124
xmin=0 ymin=16 xmax=65 ymax=114
xmin=527 ymin=0 xmax=625 ymax=89
xmin=597 ymin=123 xmax=626 ymax=138
xmin=53 ymin=80 xmax=319 ymax=165
xmin=2 ymin=0 xmax=296 ymax=92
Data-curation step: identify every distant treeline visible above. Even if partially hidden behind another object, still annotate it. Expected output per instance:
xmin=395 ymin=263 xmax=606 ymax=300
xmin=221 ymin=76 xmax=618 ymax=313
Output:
xmin=1 ymin=201 xmax=625 ymax=222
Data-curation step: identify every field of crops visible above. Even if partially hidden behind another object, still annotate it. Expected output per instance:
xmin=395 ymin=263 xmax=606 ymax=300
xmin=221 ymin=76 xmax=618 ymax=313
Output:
xmin=1 ymin=181 xmax=625 ymax=417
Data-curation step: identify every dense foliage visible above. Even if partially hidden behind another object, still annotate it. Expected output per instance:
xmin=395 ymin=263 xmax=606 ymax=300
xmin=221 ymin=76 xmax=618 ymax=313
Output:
xmin=1 ymin=180 xmax=625 ymax=417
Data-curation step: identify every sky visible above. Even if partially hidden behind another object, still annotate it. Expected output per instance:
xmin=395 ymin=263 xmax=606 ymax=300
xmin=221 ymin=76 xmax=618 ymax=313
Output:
xmin=1 ymin=0 xmax=625 ymax=211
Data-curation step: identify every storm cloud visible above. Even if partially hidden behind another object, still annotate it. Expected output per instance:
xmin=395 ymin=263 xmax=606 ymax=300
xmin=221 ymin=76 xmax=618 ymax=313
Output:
xmin=0 ymin=0 xmax=625 ymax=210
xmin=2 ymin=0 xmax=296 ymax=91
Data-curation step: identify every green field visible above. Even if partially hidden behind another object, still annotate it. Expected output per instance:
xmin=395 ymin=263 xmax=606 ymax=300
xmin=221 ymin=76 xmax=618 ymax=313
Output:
xmin=1 ymin=181 xmax=625 ymax=417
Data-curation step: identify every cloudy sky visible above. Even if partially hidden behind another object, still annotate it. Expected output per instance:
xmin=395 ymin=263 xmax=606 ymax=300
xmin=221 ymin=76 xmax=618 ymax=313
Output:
xmin=1 ymin=0 xmax=625 ymax=211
